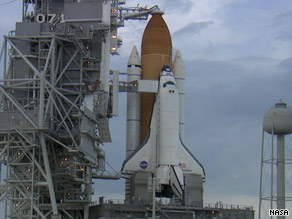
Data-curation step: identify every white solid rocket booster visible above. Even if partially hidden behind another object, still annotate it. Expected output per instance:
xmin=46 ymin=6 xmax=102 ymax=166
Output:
xmin=126 ymin=46 xmax=141 ymax=157
xmin=173 ymin=50 xmax=185 ymax=142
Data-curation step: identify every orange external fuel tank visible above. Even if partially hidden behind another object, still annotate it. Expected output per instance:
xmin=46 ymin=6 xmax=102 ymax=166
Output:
xmin=140 ymin=12 xmax=173 ymax=143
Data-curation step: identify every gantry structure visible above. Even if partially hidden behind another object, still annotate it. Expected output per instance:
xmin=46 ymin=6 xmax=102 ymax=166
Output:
xmin=0 ymin=0 xmax=157 ymax=218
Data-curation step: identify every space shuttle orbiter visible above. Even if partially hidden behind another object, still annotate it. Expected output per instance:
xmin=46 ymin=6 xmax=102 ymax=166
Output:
xmin=122 ymin=64 xmax=205 ymax=199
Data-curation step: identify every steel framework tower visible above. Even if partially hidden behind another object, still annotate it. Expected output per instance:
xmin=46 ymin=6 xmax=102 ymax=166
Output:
xmin=0 ymin=0 xmax=157 ymax=218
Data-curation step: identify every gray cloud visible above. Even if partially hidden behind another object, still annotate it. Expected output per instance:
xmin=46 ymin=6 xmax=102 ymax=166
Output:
xmin=276 ymin=31 xmax=292 ymax=42
xmin=231 ymin=56 xmax=278 ymax=63
xmin=173 ymin=21 xmax=214 ymax=38
xmin=273 ymin=9 xmax=292 ymax=26
xmin=268 ymin=9 xmax=292 ymax=44
xmin=162 ymin=0 xmax=194 ymax=13
xmin=277 ymin=56 xmax=292 ymax=70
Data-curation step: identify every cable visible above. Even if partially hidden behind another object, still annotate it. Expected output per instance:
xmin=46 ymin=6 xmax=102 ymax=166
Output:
xmin=0 ymin=0 xmax=19 ymax=7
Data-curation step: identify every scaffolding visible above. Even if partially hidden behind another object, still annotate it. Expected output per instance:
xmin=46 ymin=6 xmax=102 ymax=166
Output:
xmin=0 ymin=30 xmax=106 ymax=219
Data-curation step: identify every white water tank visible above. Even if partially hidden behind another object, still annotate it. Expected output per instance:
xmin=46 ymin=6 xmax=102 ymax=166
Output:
xmin=263 ymin=100 xmax=292 ymax=134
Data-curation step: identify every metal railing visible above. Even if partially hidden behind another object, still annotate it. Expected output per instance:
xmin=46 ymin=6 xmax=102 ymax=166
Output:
xmin=90 ymin=198 xmax=253 ymax=211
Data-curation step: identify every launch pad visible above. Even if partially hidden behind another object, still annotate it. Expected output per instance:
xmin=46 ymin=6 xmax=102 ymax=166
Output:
xmin=89 ymin=200 xmax=254 ymax=219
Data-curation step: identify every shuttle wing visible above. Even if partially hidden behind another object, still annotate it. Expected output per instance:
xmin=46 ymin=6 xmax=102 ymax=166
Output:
xmin=178 ymin=138 xmax=205 ymax=177
xmin=121 ymin=97 xmax=158 ymax=177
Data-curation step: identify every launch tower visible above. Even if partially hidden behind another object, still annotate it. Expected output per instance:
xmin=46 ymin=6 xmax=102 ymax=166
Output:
xmin=0 ymin=0 xmax=156 ymax=218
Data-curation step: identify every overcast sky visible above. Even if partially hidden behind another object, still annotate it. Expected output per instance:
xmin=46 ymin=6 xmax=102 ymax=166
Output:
xmin=0 ymin=0 xmax=292 ymax=218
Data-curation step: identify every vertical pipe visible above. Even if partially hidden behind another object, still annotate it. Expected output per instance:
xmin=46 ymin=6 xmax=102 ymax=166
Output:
xmin=271 ymin=129 xmax=274 ymax=214
xmin=100 ymin=31 xmax=110 ymax=118
xmin=35 ymin=0 xmax=38 ymax=16
xmin=22 ymin=1 xmax=24 ymax=22
xmin=84 ymin=205 xmax=89 ymax=219
xmin=39 ymin=71 xmax=45 ymax=128
xmin=50 ymin=37 xmax=56 ymax=129
xmin=277 ymin=134 xmax=285 ymax=217
xmin=5 ymin=137 xmax=10 ymax=218
xmin=101 ymin=32 xmax=110 ymax=93
xmin=0 ymin=38 xmax=6 ymax=68
xmin=4 ymin=37 xmax=7 ymax=81
xmin=152 ymin=175 xmax=156 ymax=219
xmin=30 ymin=147 xmax=35 ymax=219
xmin=84 ymin=166 xmax=91 ymax=219
xmin=259 ymin=129 xmax=265 ymax=219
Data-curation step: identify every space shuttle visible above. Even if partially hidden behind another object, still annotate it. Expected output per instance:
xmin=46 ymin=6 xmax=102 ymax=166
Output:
xmin=121 ymin=11 xmax=205 ymax=201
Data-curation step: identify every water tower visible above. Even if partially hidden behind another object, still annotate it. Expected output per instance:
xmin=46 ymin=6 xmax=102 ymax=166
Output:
xmin=259 ymin=100 xmax=292 ymax=218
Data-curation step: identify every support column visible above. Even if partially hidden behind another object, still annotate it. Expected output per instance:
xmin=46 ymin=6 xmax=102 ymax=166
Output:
xmin=277 ymin=134 xmax=285 ymax=218
xmin=39 ymin=69 xmax=59 ymax=216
